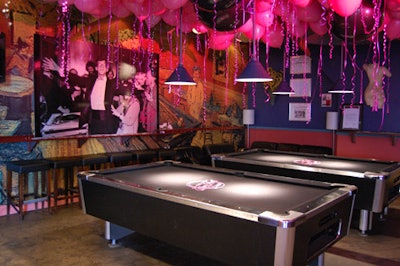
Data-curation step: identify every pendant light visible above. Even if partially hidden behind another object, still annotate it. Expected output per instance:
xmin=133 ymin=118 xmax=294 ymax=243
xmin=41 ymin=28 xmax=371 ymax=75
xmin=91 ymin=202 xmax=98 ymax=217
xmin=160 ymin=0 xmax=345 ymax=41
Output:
xmin=235 ymin=1 xmax=272 ymax=83
xmin=273 ymin=50 xmax=294 ymax=95
xmin=165 ymin=7 xmax=196 ymax=86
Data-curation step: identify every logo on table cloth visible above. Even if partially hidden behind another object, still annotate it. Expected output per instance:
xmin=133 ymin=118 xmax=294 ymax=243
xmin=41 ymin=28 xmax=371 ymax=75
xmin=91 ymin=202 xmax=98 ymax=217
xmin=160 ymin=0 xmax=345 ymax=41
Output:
xmin=293 ymin=159 xmax=321 ymax=166
xmin=186 ymin=179 xmax=225 ymax=191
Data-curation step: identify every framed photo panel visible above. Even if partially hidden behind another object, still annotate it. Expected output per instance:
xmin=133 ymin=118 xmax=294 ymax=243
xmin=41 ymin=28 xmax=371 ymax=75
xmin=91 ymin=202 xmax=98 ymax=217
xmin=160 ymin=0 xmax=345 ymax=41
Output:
xmin=33 ymin=34 xmax=159 ymax=138
xmin=341 ymin=105 xmax=362 ymax=130
xmin=289 ymin=103 xmax=311 ymax=122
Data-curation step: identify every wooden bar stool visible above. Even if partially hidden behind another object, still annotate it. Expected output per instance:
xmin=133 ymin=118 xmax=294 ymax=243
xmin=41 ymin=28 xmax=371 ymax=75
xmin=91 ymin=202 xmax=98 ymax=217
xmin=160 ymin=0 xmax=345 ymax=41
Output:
xmin=5 ymin=159 xmax=50 ymax=218
xmin=47 ymin=156 xmax=83 ymax=208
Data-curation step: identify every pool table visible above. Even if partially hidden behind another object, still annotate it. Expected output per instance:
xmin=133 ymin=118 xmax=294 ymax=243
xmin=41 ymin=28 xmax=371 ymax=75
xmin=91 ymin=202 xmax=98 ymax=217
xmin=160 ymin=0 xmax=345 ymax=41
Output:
xmin=79 ymin=161 xmax=356 ymax=266
xmin=212 ymin=149 xmax=400 ymax=234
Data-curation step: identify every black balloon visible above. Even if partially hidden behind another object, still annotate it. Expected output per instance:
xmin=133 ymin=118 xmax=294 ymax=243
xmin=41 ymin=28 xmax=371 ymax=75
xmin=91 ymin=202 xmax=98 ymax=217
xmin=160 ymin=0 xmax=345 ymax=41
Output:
xmin=192 ymin=0 xmax=239 ymax=11
xmin=331 ymin=0 xmax=384 ymax=42
xmin=197 ymin=1 xmax=250 ymax=31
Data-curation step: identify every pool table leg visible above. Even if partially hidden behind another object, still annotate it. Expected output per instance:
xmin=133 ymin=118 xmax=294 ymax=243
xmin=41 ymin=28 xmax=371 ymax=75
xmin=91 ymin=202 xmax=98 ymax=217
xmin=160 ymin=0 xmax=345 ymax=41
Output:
xmin=309 ymin=253 xmax=325 ymax=266
xmin=105 ymin=221 xmax=134 ymax=247
xmin=359 ymin=209 xmax=373 ymax=235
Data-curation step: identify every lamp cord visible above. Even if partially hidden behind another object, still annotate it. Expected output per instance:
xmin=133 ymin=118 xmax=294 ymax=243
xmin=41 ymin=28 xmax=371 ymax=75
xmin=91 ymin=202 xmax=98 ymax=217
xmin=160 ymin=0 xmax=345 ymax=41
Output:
xmin=179 ymin=7 xmax=183 ymax=65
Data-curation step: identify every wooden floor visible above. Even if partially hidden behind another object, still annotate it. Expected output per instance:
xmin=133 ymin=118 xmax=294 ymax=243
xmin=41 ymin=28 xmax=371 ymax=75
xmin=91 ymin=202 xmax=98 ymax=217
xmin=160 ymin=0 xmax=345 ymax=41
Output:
xmin=0 ymin=197 xmax=399 ymax=266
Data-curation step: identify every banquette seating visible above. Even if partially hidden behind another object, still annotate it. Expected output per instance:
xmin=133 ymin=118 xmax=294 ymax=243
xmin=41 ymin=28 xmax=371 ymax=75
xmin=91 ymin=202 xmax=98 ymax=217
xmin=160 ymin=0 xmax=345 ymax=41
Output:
xmin=250 ymin=141 xmax=332 ymax=155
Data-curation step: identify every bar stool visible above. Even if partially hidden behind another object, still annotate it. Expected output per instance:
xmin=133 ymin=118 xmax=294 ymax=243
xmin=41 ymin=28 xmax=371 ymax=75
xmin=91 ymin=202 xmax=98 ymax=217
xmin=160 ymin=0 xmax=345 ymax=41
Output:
xmin=47 ymin=156 xmax=83 ymax=208
xmin=130 ymin=150 xmax=158 ymax=164
xmin=5 ymin=159 xmax=50 ymax=218
xmin=108 ymin=152 xmax=133 ymax=168
xmin=81 ymin=154 xmax=109 ymax=170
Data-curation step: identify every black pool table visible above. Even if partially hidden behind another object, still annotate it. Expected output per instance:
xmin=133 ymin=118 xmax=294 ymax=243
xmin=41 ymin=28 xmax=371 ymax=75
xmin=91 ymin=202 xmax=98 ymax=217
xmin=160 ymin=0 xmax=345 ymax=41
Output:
xmin=79 ymin=161 xmax=356 ymax=266
xmin=212 ymin=149 xmax=400 ymax=234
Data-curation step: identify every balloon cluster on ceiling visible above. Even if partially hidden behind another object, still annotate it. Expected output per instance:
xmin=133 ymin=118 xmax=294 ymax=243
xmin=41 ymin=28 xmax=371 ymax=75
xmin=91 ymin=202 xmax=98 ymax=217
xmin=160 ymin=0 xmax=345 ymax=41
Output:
xmin=47 ymin=0 xmax=400 ymax=50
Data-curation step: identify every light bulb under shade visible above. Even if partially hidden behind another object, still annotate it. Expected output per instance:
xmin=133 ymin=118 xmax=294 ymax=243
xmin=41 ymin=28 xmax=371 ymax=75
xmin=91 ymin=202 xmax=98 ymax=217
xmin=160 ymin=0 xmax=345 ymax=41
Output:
xmin=235 ymin=60 xmax=273 ymax=83
xmin=165 ymin=64 xmax=196 ymax=86
xmin=326 ymin=111 xmax=339 ymax=130
xmin=273 ymin=80 xmax=295 ymax=95
xmin=243 ymin=109 xmax=255 ymax=125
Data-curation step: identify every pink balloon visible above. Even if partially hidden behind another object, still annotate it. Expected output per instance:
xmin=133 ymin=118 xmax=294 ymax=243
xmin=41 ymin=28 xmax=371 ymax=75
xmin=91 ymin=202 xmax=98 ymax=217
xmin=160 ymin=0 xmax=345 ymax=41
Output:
xmin=309 ymin=17 xmax=328 ymax=35
xmin=386 ymin=18 xmax=400 ymax=40
xmin=262 ymin=23 xmax=284 ymax=48
xmin=273 ymin=0 xmax=291 ymax=17
xmin=317 ymin=0 xmax=330 ymax=9
xmin=192 ymin=21 xmax=208 ymax=34
xmin=113 ymin=2 xmax=131 ymax=18
xmin=238 ymin=18 xmax=253 ymax=34
xmin=256 ymin=10 xmax=275 ymax=27
xmin=388 ymin=10 xmax=400 ymax=20
xmin=145 ymin=14 xmax=162 ymax=28
xmin=150 ymin=0 xmax=167 ymax=16
xmin=162 ymin=9 xmax=179 ymax=26
xmin=208 ymin=31 xmax=234 ymax=50
xmin=240 ymin=18 xmax=266 ymax=40
xmin=161 ymin=0 xmax=188 ymax=10
xmin=123 ymin=0 xmax=149 ymax=21
xmin=330 ymin=0 xmax=362 ymax=17
xmin=286 ymin=15 xmax=307 ymax=37
xmin=256 ymin=1 xmax=272 ymax=12
xmin=181 ymin=2 xmax=197 ymax=33
xmin=295 ymin=0 xmax=322 ymax=22
xmin=58 ymin=0 xmax=75 ymax=5
xmin=74 ymin=0 xmax=100 ymax=13
xmin=386 ymin=0 xmax=400 ymax=12
xmin=290 ymin=0 xmax=312 ymax=8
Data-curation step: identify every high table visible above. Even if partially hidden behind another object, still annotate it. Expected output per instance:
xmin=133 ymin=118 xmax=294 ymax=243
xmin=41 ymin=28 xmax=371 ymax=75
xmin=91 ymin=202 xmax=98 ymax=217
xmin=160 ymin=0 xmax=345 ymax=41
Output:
xmin=79 ymin=161 xmax=356 ymax=266
xmin=211 ymin=149 xmax=400 ymax=234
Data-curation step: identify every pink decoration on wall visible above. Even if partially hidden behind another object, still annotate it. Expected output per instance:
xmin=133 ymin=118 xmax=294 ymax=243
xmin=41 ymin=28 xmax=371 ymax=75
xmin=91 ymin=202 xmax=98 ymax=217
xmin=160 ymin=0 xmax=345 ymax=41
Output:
xmin=330 ymin=0 xmax=362 ymax=17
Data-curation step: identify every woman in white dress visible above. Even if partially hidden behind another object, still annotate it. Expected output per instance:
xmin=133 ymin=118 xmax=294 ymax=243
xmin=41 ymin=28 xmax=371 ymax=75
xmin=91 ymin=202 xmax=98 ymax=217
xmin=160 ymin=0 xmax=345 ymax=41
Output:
xmin=111 ymin=86 xmax=140 ymax=135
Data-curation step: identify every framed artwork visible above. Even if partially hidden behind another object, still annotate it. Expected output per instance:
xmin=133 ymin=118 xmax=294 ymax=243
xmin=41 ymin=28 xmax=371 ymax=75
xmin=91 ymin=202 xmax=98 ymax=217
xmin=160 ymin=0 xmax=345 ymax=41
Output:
xmin=341 ymin=104 xmax=362 ymax=130
xmin=289 ymin=103 xmax=311 ymax=121
xmin=290 ymin=78 xmax=311 ymax=97
xmin=290 ymin=55 xmax=311 ymax=74
xmin=321 ymin=93 xmax=332 ymax=107
xmin=33 ymin=34 xmax=159 ymax=138
xmin=213 ymin=50 xmax=226 ymax=82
